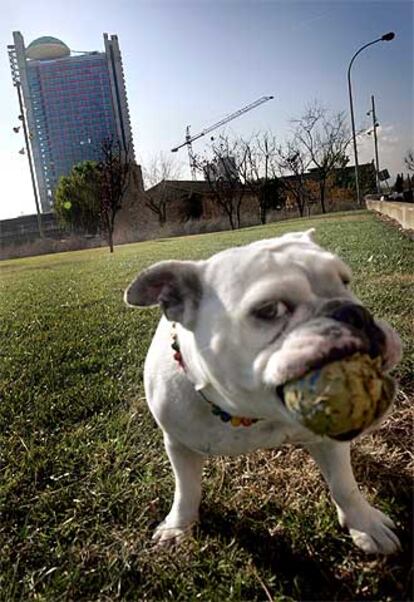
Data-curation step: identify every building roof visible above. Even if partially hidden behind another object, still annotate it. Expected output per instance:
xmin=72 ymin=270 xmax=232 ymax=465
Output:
xmin=282 ymin=161 xmax=375 ymax=182
xmin=145 ymin=180 xmax=212 ymax=195
xmin=27 ymin=36 xmax=66 ymax=46
xmin=145 ymin=163 xmax=376 ymax=196
xmin=26 ymin=36 xmax=70 ymax=60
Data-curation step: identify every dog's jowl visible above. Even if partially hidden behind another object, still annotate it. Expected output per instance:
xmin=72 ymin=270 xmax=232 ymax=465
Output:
xmin=125 ymin=229 xmax=402 ymax=553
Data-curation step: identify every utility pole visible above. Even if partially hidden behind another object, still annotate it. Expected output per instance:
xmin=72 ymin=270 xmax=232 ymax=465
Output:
xmin=370 ymin=95 xmax=381 ymax=193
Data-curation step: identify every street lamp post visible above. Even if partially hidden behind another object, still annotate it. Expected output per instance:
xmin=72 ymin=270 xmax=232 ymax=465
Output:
xmin=347 ymin=32 xmax=395 ymax=206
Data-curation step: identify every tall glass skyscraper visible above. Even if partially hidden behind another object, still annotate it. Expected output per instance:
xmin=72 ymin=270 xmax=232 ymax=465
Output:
xmin=8 ymin=32 xmax=134 ymax=213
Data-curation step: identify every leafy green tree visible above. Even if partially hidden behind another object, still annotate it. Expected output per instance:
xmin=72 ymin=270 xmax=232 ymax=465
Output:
xmin=54 ymin=139 xmax=133 ymax=252
xmin=54 ymin=161 xmax=101 ymax=234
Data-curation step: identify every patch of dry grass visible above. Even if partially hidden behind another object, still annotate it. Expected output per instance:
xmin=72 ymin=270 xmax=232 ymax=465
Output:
xmin=0 ymin=211 xmax=412 ymax=600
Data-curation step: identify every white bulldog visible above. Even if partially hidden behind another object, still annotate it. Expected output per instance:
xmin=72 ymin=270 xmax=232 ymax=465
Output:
xmin=124 ymin=229 xmax=402 ymax=554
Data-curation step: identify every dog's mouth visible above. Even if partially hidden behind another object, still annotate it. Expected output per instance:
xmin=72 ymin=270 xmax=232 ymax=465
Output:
xmin=275 ymin=339 xmax=376 ymax=389
xmin=274 ymin=330 xmax=398 ymax=442
xmin=307 ymin=341 xmax=382 ymax=372
xmin=266 ymin=313 xmax=391 ymax=392
xmin=260 ymin=312 xmax=400 ymax=438
xmin=274 ymin=339 xmax=387 ymax=442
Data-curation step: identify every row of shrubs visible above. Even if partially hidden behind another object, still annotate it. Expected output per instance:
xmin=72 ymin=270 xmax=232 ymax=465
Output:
xmin=1 ymin=199 xmax=361 ymax=260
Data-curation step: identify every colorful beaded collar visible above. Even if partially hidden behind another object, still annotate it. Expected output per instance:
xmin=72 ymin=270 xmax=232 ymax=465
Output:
xmin=171 ymin=324 xmax=260 ymax=428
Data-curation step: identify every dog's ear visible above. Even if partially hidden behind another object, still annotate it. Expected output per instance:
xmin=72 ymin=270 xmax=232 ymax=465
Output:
xmin=124 ymin=260 xmax=202 ymax=329
xmin=302 ymin=228 xmax=316 ymax=242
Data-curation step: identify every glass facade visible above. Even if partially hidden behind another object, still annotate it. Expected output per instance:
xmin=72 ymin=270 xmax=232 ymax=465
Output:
xmin=27 ymin=53 xmax=117 ymax=197
xmin=9 ymin=32 xmax=134 ymax=212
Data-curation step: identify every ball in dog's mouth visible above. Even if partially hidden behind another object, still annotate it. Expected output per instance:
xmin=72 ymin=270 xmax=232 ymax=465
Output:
xmin=279 ymin=353 xmax=396 ymax=441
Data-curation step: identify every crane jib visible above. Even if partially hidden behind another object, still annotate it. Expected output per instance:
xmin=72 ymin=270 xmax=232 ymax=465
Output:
xmin=171 ymin=95 xmax=274 ymax=152
xmin=170 ymin=95 xmax=274 ymax=179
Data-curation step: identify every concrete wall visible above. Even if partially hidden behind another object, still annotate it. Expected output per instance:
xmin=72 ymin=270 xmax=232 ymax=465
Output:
xmin=366 ymin=200 xmax=414 ymax=230
xmin=0 ymin=213 xmax=67 ymax=246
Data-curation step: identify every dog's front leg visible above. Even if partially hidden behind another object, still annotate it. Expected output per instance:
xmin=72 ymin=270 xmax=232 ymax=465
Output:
xmin=305 ymin=440 xmax=401 ymax=554
xmin=153 ymin=433 xmax=205 ymax=545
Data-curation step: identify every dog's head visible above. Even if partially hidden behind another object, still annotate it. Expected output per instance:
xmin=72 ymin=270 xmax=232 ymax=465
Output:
xmin=125 ymin=230 xmax=401 ymax=428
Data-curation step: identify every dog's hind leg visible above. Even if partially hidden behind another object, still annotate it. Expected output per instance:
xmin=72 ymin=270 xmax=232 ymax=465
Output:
xmin=305 ymin=440 xmax=401 ymax=555
xmin=153 ymin=433 xmax=205 ymax=546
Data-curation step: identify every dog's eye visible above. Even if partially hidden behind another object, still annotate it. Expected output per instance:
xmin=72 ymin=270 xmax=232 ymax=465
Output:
xmin=342 ymin=278 xmax=351 ymax=287
xmin=251 ymin=301 xmax=288 ymax=321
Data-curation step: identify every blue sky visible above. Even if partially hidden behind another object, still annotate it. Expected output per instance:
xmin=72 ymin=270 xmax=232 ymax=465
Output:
xmin=1 ymin=0 xmax=412 ymax=219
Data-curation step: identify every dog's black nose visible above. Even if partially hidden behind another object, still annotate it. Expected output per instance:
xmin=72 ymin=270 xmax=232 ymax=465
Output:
xmin=328 ymin=302 xmax=385 ymax=358
xmin=331 ymin=303 xmax=374 ymax=332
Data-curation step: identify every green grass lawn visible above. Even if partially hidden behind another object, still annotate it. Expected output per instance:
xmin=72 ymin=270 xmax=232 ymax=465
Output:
xmin=0 ymin=210 xmax=413 ymax=601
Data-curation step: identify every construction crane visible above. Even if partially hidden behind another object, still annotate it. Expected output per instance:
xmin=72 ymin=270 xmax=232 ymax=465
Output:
xmin=171 ymin=95 xmax=274 ymax=180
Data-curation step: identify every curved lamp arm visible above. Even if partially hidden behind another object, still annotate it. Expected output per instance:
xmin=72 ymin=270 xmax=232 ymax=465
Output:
xmin=347 ymin=32 xmax=395 ymax=205
xmin=348 ymin=38 xmax=382 ymax=79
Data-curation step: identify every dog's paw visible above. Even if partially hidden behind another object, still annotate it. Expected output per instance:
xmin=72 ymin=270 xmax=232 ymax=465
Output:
xmin=338 ymin=504 xmax=401 ymax=555
xmin=152 ymin=520 xmax=196 ymax=547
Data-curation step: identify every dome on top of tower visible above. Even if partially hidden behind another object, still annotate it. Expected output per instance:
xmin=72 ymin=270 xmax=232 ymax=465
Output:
xmin=26 ymin=36 xmax=70 ymax=60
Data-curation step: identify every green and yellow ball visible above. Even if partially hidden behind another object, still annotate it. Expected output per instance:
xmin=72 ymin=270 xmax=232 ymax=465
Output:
xmin=283 ymin=354 xmax=395 ymax=439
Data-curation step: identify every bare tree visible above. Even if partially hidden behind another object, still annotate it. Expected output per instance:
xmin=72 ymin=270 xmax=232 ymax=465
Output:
xmin=194 ymin=135 xmax=248 ymax=229
xmin=143 ymin=153 xmax=182 ymax=226
xmin=195 ymin=132 xmax=284 ymax=227
xmin=256 ymin=132 xmax=280 ymax=223
xmin=238 ymin=132 xmax=282 ymax=224
xmin=97 ymin=137 xmax=133 ymax=253
xmin=275 ymin=141 xmax=315 ymax=217
xmin=405 ymin=149 xmax=414 ymax=173
xmin=292 ymin=103 xmax=351 ymax=213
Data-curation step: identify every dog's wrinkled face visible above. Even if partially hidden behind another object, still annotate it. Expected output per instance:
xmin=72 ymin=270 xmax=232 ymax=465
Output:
xmin=125 ymin=230 xmax=401 ymax=418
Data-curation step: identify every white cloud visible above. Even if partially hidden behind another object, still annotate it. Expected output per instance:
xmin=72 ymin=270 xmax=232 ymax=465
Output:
xmin=0 ymin=150 xmax=36 ymax=220
xmin=351 ymin=123 xmax=410 ymax=181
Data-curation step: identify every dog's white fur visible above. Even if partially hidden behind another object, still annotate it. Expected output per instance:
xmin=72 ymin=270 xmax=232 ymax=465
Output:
xmin=125 ymin=230 xmax=402 ymax=553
